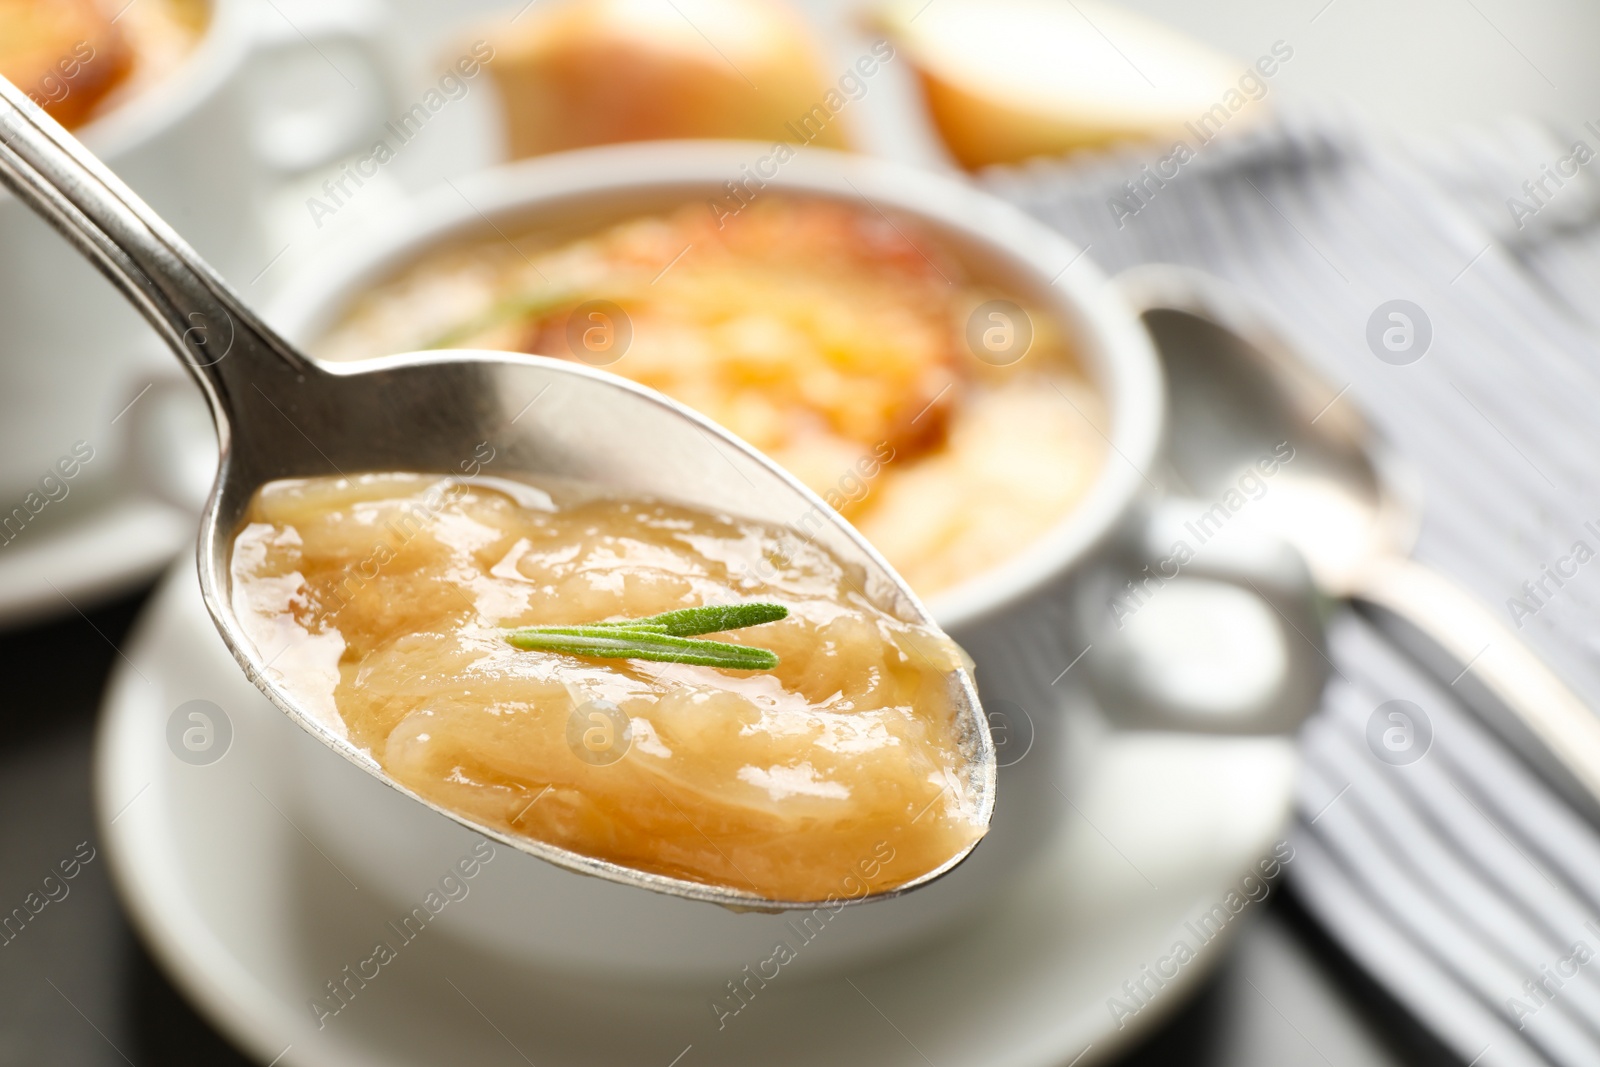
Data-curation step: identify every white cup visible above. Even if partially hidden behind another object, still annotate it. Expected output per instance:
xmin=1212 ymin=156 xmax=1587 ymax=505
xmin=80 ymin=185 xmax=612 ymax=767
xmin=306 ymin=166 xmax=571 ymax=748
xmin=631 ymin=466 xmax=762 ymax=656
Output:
xmin=262 ymin=142 xmax=1328 ymax=981
xmin=0 ymin=0 xmax=392 ymax=512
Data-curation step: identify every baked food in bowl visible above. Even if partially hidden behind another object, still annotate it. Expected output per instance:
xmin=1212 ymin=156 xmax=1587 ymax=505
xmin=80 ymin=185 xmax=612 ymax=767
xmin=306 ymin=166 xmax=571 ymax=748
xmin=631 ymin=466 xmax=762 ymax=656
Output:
xmin=316 ymin=191 xmax=1107 ymax=598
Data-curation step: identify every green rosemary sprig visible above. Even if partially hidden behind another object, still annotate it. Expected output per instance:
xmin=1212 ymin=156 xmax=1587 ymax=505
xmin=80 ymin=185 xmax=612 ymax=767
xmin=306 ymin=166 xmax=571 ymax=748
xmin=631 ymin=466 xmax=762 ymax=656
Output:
xmin=504 ymin=603 xmax=788 ymax=670
xmin=581 ymin=603 xmax=788 ymax=636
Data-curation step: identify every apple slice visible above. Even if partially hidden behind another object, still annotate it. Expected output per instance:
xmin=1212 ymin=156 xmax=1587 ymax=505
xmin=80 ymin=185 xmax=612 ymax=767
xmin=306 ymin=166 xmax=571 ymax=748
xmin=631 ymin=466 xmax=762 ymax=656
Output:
xmin=871 ymin=0 xmax=1270 ymax=169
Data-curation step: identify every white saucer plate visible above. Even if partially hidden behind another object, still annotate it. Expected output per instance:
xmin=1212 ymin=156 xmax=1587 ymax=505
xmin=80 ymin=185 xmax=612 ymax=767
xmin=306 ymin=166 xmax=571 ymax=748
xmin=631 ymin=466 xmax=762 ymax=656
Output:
xmin=0 ymin=481 xmax=191 ymax=629
xmin=96 ymin=561 xmax=1297 ymax=1067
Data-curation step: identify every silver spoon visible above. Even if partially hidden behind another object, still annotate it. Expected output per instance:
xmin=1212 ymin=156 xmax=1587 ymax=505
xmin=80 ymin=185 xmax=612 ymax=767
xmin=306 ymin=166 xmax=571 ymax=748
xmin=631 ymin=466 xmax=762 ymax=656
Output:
xmin=1116 ymin=264 xmax=1600 ymax=818
xmin=0 ymin=78 xmax=994 ymax=909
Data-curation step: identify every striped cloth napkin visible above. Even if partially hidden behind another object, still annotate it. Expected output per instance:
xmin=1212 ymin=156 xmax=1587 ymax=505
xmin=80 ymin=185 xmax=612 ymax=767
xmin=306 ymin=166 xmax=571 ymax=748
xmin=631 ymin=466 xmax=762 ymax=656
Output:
xmin=983 ymin=108 xmax=1600 ymax=1067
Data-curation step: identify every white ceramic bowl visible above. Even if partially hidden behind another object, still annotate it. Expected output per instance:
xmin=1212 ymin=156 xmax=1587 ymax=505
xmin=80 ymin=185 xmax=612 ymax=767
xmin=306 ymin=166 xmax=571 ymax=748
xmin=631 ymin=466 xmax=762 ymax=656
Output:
xmin=260 ymin=142 xmax=1325 ymax=979
xmin=0 ymin=0 xmax=389 ymax=505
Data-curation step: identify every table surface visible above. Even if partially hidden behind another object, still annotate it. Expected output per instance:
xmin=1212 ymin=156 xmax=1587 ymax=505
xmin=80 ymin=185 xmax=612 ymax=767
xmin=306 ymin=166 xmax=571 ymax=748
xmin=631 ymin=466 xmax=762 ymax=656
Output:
xmin=0 ymin=585 xmax=1459 ymax=1067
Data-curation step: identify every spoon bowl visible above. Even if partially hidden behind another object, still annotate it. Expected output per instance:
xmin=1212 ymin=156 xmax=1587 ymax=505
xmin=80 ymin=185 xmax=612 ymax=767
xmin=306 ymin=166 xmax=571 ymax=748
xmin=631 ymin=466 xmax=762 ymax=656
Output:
xmin=0 ymin=78 xmax=993 ymax=910
xmin=1115 ymin=265 xmax=1421 ymax=594
xmin=1116 ymin=263 xmax=1600 ymax=819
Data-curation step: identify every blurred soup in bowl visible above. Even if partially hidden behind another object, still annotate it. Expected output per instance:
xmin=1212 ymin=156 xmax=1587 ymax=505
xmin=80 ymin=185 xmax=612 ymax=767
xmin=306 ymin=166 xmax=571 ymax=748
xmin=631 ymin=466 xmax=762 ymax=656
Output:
xmin=315 ymin=195 xmax=1106 ymax=596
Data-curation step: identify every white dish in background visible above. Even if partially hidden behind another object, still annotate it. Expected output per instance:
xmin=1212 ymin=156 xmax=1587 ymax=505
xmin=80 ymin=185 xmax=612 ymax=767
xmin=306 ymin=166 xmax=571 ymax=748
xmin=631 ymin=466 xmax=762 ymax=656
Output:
xmin=0 ymin=0 xmax=398 ymax=624
xmin=0 ymin=477 xmax=192 ymax=629
xmin=97 ymin=559 xmax=1297 ymax=1067
xmin=0 ymin=0 xmax=393 ymax=501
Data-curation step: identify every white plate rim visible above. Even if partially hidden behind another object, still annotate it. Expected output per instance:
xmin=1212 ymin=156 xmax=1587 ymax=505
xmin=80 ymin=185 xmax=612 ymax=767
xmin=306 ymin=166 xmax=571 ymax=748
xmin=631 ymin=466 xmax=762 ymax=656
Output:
xmin=0 ymin=485 xmax=190 ymax=629
xmin=95 ymin=562 xmax=1300 ymax=1067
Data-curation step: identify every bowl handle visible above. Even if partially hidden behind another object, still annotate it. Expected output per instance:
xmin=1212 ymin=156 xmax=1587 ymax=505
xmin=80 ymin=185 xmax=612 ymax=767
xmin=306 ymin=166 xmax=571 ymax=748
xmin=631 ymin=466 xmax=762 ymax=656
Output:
xmin=118 ymin=367 xmax=216 ymax=517
xmin=244 ymin=0 xmax=400 ymax=175
xmin=1079 ymin=496 xmax=1331 ymax=734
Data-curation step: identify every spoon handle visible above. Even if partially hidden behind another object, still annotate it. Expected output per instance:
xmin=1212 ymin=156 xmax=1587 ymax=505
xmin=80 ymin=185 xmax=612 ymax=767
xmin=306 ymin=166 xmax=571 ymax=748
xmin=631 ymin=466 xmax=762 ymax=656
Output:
xmin=1355 ymin=555 xmax=1600 ymax=821
xmin=0 ymin=76 xmax=306 ymax=436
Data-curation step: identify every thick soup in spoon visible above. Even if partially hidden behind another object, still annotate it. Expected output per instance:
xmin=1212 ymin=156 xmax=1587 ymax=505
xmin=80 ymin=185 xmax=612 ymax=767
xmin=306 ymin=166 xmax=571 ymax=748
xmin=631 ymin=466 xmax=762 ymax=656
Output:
xmin=231 ymin=473 xmax=986 ymax=901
